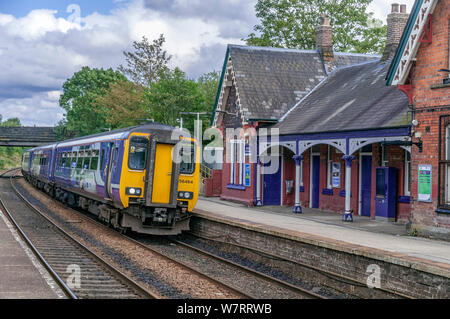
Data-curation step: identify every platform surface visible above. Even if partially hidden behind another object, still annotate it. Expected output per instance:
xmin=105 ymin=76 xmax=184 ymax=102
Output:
xmin=195 ymin=197 xmax=450 ymax=277
xmin=0 ymin=209 xmax=65 ymax=299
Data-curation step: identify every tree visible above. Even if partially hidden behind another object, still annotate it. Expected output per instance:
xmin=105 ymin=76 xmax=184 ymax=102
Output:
xmin=1 ymin=117 xmax=21 ymax=127
xmin=94 ymin=80 xmax=150 ymax=129
xmin=197 ymin=71 xmax=221 ymax=112
xmin=58 ymin=66 xmax=127 ymax=137
xmin=145 ymin=68 xmax=206 ymax=133
xmin=118 ymin=34 xmax=172 ymax=88
xmin=245 ymin=0 xmax=386 ymax=54
xmin=0 ymin=115 xmax=24 ymax=168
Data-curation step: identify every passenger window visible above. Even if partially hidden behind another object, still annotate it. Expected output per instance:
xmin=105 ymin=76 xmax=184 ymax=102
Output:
xmin=83 ymin=157 xmax=90 ymax=169
xmin=90 ymin=157 xmax=99 ymax=170
xmin=76 ymin=157 xmax=83 ymax=169
xmin=128 ymin=137 xmax=148 ymax=170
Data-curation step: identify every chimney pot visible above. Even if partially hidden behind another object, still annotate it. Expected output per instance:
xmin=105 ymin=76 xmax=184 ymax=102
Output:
xmin=320 ymin=15 xmax=330 ymax=26
xmin=392 ymin=3 xmax=399 ymax=13
xmin=382 ymin=3 xmax=409 ymax=61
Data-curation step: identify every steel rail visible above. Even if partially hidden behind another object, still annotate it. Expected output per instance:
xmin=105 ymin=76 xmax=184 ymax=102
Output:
xmin=13 ymin=172 xmax=252 ymax=299
xmin=6 ymin=170 xmax=159 ymax=299
xmin=0 ymin=193 xmax=77 ymax=299
xmin=168 ymin=237 xmax=326 ymax=299
xmin=186 ymin=232 xmax=414 ymax=299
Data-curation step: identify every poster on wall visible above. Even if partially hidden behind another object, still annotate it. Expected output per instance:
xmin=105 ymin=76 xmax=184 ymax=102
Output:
xmin=244 ymin=163 xmax=251 ymax=187
xmin=332 ymin=162 xmax=341 ymax=188
xmin=418 ymin=164 xmax=432 ymax=202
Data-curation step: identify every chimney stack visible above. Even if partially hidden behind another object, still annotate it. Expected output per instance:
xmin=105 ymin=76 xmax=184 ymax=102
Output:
xmin=382 ymin=3 xmax=409 ymax=61
xmin=315 ymin=15 xmax=334 ymax=70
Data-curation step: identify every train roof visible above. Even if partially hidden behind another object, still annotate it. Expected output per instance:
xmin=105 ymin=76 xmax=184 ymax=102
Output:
xmin=26 ymin=122 xmax=177 ymax=152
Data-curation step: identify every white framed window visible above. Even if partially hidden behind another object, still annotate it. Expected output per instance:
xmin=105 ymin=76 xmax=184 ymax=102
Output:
xmin=327 ymin=145 xmax=332 ymax=188
xmin=238 ymin=140 xmax=245 ymax=185
xmin=300 ymin=159 xmax=304 ymax=186
xmin=229 ymin=139 xmax=245 ymax=185
xmin=382 ymin=145 xmax=388 ymax=167
xmin=446 ymin=125 xmax=450 ymax=204
xmin=404 ymin=150 xmax=411 ymax=196
xmin=229 ymin=140 xmax=236 ymax=184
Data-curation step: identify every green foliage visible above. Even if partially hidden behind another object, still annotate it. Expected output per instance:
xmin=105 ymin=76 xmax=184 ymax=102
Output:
xmin=197 ymin=71 xmax=221 ymax=112
xmin=58 ymin=66 xmax=127 ymax=137
xmin=118 ymin=35 xmax=172 ymax=88
xmin=145 ymin=68 xmax=206 ymax=133
xmin=245 ymin=0 xmax=386 ymax=54
xmin=94 ymin=80 xmax=150 ymax=129
xmin=0 ymin=115 xmax=25 ymax=169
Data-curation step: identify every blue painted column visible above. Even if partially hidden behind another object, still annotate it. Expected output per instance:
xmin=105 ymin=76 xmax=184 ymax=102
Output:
xmin=255 ymin=157 xmax=262 ymax=206
xmin=293 ymin=155 xmax=303 ymax=214
xmin=342 ymin=155 xmax=355 ymax=222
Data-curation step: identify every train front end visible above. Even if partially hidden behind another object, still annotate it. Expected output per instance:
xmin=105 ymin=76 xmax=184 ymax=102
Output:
xmin=118 ymin=131 xmax=199 ymax=235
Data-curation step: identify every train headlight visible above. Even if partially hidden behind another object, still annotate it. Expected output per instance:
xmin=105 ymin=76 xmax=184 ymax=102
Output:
xmin=126 ymin=187 xmax=142 ymax=196
xmin=178 ymin=191 xmax=193 ymax=199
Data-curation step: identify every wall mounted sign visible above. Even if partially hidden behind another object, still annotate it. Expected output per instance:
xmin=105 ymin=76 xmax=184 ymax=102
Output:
xmin=418 ymin=164 xmax=432 ymax=202
xmin=332 ymin=162 xmax=341 ymax=188
xmin=244 ymin=163 xmax=251 ymax=187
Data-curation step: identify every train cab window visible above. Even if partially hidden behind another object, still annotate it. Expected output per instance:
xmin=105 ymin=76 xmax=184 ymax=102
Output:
xmin=128 ymin=136 xmax=148 ymax=170
xmin=180 ymin=142 xmax=195 ymax=175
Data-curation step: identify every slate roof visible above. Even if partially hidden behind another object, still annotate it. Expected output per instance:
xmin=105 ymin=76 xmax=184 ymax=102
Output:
xmin=275 ymin=59 xmax=410 ymax=135
xmin=213 ymin=45 xmax=380 ymax=124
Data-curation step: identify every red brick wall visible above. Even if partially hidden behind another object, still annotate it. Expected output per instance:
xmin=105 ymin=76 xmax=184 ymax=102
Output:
xmin=220 ymin=161 xmax=255 ymax=206
xmin=286 ymin=144 xmax=409 ymax=220
xmin=204 ymin=170 xmax=222 ymax=197
xmin=407 ymin=0 xmax=450 ymax=232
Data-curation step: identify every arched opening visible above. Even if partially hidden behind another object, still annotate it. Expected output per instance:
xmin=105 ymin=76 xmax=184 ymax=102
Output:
xmin=259 ymin=145 xmax=295 ymax=206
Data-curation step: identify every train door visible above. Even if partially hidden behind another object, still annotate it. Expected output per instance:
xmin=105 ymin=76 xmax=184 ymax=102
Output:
xmin=102 ymin=142 xmax=114 ymax=200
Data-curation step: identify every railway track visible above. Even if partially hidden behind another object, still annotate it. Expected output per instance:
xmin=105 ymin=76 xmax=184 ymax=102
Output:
xmin=182 ymin=232 xmax=414 ymax=299
xmin=165 ymin=237 xmax=326 ymax=299
xmin=0 ymin=169 xmax=158 ymax=299
xmin=12 ymin=167 xmax=329 ymax=298
xmin=9 ymin=170 xmax=252 ymax=299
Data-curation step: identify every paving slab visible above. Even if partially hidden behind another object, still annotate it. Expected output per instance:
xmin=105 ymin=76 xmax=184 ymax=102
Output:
xmin=0 ymin=209 xmax=65 ymax=299
xmin=195 ymin=197 xmax=450 ymax=278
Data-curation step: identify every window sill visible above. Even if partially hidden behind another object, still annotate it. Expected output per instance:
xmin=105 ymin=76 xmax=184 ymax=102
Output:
xmin=339 ymin=190 xmax=352 ymax=197
xmin=431 ymin=81 xmax=450 ymax=90
xmin=226 ymin=184 xmax=246 ymax=191
xmin=436 ymin=207 xmax=450 ymax=214
xmin=398 ymin=196 xmax=411 ymax=203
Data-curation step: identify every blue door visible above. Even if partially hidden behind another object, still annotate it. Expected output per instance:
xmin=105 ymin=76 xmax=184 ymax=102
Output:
xmin=360 ymin=155 xmax=372 ymax=217
xmin=311 ymin=155 xmax=320 ymax=208
xmin=263 ymin=156 xmax=281 ymax=205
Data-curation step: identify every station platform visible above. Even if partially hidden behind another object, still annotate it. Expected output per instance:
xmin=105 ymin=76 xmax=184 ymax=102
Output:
xmin=194 ymin=197 xmax=450 ymax=279
xmin=0 ymin=209 xmax=65 ymax=299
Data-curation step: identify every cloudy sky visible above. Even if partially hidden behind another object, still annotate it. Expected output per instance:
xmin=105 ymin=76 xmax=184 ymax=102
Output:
xmin=0 ymin=0 xmax=415 ymax=126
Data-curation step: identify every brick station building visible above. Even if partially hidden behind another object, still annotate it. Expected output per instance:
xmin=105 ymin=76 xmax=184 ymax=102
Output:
xmin=208 ymin=2 xmax=449 ymax=239
xmin=210 ymin=18 xmax=379 ymax=206
xmin=386 ymin=0 xmax=450 ymax=238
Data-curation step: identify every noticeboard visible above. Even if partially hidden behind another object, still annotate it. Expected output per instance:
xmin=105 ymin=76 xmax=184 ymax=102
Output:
xmin=332 ymin=162 xmax=341 ymax=188
xmin=244 ymin=163 xmax=251 ymax=187
xmin=418 ymin=164 xmax=432 ymax=202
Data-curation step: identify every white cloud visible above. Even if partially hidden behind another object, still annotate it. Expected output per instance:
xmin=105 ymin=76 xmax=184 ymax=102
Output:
xmin=368 ymin=0 xmax=416 ymax=22
xmin=0 ymin=0 xmax=253 ymax=126
xmin=0 ymin=0 xmax=416 ymax=127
